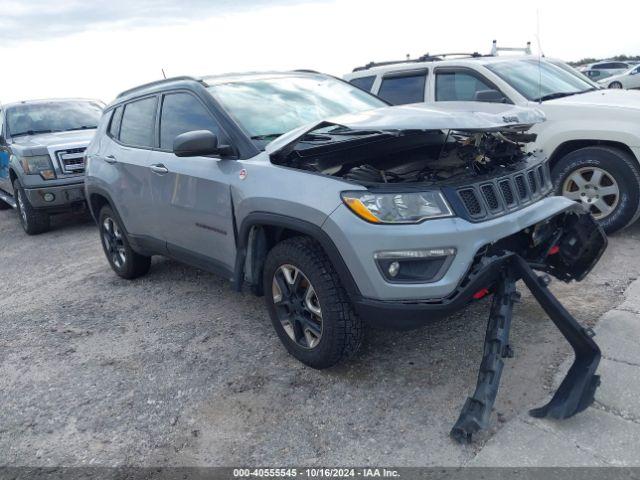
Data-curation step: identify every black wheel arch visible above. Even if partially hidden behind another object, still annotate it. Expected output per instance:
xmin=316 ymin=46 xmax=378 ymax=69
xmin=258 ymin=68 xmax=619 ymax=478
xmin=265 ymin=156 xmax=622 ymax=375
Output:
xmin=548 ymin=140 xmax=638 ymax=170
xmin=234 ymin=212 xmax=360 ymax=299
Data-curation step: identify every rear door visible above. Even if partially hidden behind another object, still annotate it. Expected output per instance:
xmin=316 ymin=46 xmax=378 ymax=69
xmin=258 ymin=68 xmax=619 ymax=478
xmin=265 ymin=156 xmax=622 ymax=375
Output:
xmin=105 ymin=96 xmax=157 ymax=237
xmin=149 ymin=91 xmax=238 ymax=274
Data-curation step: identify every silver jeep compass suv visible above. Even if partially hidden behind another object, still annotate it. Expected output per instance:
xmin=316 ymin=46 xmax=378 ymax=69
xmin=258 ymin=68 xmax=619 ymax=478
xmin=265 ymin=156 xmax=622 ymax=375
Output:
xmin=86 ymin=71 xmax=607 ymax=440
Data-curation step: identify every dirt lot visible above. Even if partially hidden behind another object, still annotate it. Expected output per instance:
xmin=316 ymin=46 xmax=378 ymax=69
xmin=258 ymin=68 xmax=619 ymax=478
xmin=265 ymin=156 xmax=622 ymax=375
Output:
xmin=1 ymin=207 xmax=639 ymax=467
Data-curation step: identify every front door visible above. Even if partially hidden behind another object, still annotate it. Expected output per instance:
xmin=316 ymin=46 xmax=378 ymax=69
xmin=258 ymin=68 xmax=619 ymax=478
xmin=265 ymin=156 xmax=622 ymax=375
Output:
xmin=0 ymin=111 xmax=11 ymax=192
xmin=149 ymin=91 xmax=239 ymax=274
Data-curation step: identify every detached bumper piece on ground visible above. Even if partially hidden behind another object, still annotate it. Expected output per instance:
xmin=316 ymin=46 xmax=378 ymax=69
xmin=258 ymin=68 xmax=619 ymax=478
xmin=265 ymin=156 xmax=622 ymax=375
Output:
xmin=451 ymin=211 xmax=607 ymax=443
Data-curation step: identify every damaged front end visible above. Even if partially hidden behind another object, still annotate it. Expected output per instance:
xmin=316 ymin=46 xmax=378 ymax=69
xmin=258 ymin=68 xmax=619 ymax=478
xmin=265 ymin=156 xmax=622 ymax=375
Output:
xmin=450 ymin=207 xmax=606 ymax=442
xmin=268 ymin=104 xmax=607 ymax=442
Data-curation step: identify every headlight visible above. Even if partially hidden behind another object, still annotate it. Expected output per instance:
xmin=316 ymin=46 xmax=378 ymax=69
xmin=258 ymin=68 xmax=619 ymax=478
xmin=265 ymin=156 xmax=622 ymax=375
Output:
xmin=17 ymin=154 xmax=56 ymax=180
xmin=341 ymin=190 xmax=453 ymax=224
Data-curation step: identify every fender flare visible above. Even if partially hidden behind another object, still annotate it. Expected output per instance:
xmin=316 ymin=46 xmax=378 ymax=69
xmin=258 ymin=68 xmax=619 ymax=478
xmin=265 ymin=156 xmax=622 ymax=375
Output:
xmin=233 ymin=212 xmax=360 ymax=298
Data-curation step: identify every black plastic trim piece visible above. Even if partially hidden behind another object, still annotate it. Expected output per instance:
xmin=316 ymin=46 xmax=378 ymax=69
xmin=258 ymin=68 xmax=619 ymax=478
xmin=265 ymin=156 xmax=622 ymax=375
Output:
xmin=235 ymin=212 xmax=360 ymax=298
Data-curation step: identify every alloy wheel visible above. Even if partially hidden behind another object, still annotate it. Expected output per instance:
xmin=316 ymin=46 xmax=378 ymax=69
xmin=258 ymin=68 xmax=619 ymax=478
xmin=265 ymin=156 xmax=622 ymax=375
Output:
xmin=102 ymin=217 xmax=127 ymax=269
xmin=272 ymin=264 xmax=323 ymax=349
xmin=562 ymin=166 xmax=620 ymax=220
xmin=609 ymin=82 xmax=623 ymax=89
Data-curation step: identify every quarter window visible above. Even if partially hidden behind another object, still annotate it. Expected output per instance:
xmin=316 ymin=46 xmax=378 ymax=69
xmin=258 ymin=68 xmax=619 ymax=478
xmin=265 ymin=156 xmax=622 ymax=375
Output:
xmin=435 ymin=71 xmax=496 ymax=102
xmin=377 ymin=72 xmax=426 ymax=105
xmin=350 ymin=76 xmax=376 ymax=93
xmin=159 ymin=93 xmax=221 ymax=151
xmin=120 ymin=97 xmax=158 ymax=148
xmin=108 ymin=106 xmax=123 ymax=139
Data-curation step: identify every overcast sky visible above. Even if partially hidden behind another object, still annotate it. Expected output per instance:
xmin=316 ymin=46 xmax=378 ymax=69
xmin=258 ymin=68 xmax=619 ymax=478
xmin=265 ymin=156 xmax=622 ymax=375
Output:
xmin=1 ymin=0 xmax=639 ymax=104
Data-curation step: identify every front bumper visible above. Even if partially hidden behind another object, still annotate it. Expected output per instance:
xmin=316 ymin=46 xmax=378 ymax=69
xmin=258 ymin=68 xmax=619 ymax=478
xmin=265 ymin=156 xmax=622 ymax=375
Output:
xmin=324 ymin=197 xmax=606 ymax=329
xmin=24 ymin=181 xmax=85 ymax=210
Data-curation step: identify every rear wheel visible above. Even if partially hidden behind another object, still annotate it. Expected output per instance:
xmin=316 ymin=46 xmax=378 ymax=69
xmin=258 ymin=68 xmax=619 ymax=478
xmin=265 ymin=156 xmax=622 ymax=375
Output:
xmin=99 ymin=205 xmax=151 ymax=279
xmin=13 ymin=179 xmax=50 ymax=235
xmin=263 ymin=236 xmax=363 ymax=369
xmin=608 ymin=81 xmax=623 ymax=89
xmin=552 ymin=146 xmax=640 ymax=233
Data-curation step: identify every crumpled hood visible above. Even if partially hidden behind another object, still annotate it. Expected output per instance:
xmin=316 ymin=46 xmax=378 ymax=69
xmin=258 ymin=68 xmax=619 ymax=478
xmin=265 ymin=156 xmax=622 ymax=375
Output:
xmin=10 ymin=129 xmax=95 ymax=156
xmin=265 ymin=103 xmax=545 ymax=155
xmin=543 ymin=89 xmax=640 ymax=111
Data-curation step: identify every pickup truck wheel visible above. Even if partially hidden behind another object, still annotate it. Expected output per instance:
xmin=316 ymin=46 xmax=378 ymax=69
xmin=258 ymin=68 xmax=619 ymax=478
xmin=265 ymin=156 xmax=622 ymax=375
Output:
xmin=13 ymin=179 xmax=50 ymax=235
xmin=99 ymin=206 xmax=151 ymax=279
xmin=264 ymin=236 xmax=363 ymax=369
xmin=552 ymin=146 xmax=640 ymax=234
xmin=608 ymin=81 xmax=623 ymax=89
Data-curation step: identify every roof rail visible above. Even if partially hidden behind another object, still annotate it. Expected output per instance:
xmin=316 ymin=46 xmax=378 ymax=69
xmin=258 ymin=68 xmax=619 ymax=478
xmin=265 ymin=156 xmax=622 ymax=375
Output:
xmin=116 ymin=76 xmax=202 ymax=99
xmin=352 ymin=51 xmax=484 ymax=72
xmin=490 ymin=40 xmax=532 ymax=56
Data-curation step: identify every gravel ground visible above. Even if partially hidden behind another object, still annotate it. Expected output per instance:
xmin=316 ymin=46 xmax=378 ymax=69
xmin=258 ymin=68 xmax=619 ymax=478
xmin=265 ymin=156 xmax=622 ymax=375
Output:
xmin=1 ymin=207 xmax=639 ymax=467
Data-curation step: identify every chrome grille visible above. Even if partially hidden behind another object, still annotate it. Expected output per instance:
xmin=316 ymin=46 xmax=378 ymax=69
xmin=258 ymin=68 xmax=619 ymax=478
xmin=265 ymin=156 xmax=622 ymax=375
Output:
xmin=56 ymin=147 xmax=86 ymax=174
xmin=455 ymin=161 xmax=552 ymax=222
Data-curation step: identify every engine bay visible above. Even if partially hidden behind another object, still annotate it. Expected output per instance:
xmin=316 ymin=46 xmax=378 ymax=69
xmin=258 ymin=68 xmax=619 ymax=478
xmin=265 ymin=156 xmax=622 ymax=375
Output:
xmin=271 ymin=127 xmax=539 ymax=186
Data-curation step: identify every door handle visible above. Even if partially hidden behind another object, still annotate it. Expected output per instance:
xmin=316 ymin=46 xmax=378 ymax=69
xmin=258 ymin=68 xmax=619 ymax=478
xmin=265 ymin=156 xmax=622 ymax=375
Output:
xmin=104 ymin=155 xmax=118 ymax=164
xmin=150 ymin=164 xmax=169 ymax=175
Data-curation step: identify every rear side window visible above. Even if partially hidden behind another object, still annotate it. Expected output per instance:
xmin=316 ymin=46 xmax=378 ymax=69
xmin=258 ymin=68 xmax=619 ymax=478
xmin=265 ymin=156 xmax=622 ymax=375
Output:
xmin=108 ymin=106 xmax=123 ymax=139
xmin=435 ymin=71 xmax=495 ymax=101
xmin=159 ymin=93 xmax=222 ymax=150
xmin=377 ymin=72 xmax=426 ymax=105
xmin=350 ymin=76 xmax=376 ymax=92
xmin=120 ymin=97 xmax=157 ymax=148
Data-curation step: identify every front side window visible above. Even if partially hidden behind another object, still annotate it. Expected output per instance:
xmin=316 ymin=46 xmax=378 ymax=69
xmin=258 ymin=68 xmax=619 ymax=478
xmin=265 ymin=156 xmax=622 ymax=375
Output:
xmin=349 ymin=76 xmax=376 ymax=93
xmin=377 ymin=72 xmax=426 ymax=105
xmin=160 ymin=93 xmax=222 ymax=150
xmin=119 ymin=97 xmax=157 ymax=148
xmin=207 ymin=74 xmax=385 ymax=142
xmin=435 ymin=71 xmax=495 ymax=102
xmin=6 ymin=101 xmax=102 ymax=138
xmin=486 ymin=59 xmax=596 ymax=101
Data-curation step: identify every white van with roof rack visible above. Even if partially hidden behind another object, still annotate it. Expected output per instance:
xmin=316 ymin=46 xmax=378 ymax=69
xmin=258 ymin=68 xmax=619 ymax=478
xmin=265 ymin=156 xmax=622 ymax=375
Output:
xmin=344 ymin=43 xmax=640 ymax=233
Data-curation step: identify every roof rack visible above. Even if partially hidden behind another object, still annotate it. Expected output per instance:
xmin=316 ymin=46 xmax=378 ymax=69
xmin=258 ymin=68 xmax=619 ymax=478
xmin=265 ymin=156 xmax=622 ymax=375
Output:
xmin=490 ymin=40 xmax=532 ymax=56
xmin=116 ymin=76 xmax=202 ymax=99
xmin=352 ymin=51 xmax=485 ymax=72
xmin=352 ymin=41 xmax=532 ymax=73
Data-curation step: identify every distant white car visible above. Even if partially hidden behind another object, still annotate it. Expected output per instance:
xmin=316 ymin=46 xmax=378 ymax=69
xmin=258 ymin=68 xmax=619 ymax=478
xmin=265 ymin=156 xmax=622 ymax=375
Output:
xmin=345 ymin=55 xmax=640 ymax=233
xmin=598 ymin=64 xmax=640 ymax=90
xmin=582 ymin=60 xmax=634 ymax=78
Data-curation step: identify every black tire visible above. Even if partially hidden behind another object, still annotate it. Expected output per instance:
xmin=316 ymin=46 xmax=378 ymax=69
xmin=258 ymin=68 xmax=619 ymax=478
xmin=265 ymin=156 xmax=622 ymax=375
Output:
xmin=13 ymin=179 xmax=50 ymax=235
xmin=0 ymin=198 xmax=11 ymax=210
xmin=551 ymin=146 xmax=640 ymax=234
xmin=98 ymin=205 xmax=151 ymax=279
xmin=263 ymin=236 xmax=363 ymax=369
xmin=608 ymin=81 xmax=623 ymax=89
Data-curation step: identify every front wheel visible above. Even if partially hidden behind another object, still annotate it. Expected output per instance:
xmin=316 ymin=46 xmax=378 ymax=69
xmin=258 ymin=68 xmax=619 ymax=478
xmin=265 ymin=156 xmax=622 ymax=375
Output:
xmin=99 ymin=205 xmax=151 ymax=279
xmin=552 ymin=146 xmax=640 ymax=233
xmin=13 ymin=179 xmax=50 ymax=235
xmin=608 ymin=81 xmax=623 ymax=89
xmin=263 ymin=236 xmax=363 ymax=369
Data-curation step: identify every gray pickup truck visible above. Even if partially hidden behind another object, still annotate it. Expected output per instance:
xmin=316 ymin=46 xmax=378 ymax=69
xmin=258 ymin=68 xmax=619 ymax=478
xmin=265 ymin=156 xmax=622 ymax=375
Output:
xmin=0 ymin=99 xmax=102 ymax=234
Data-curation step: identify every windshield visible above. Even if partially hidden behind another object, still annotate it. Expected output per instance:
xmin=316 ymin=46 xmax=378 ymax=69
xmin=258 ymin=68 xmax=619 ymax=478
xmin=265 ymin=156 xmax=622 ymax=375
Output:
xmin=207 ymin=74 xmax=386 ymax=141
xmin=7 ymin=101 xmax=103 ymax=137
xmin=486 ymin=59 xmax=596 ymax=102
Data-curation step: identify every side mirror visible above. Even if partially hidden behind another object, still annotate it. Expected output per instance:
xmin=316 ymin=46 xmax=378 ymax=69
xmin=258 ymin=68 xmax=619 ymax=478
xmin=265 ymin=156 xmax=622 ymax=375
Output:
xmin=474 ymin=89 xmax=508 ymax=103
xmin=173 ymin=130 xmax=233 ymax=158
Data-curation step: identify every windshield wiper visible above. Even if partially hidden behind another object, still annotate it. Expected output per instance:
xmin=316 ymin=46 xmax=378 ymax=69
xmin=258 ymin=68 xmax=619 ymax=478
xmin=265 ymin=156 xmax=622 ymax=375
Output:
xmin=11 ymin=129 xmax=58 ymax=137
xmin=63 ymin=125 xmax=97 ymax=132
xmin=251 ymin=133 xmax=285 ymax=141
xmin=533 ymin=88 xmax=595 ymax=102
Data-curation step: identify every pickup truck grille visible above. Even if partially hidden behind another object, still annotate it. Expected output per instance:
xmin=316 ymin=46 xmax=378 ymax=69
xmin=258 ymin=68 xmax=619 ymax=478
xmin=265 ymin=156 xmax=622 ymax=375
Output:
xmin=454 ymin=162 xmax=552 ymax=222
xmin=56 ymin=147 xmax=86 ymax=174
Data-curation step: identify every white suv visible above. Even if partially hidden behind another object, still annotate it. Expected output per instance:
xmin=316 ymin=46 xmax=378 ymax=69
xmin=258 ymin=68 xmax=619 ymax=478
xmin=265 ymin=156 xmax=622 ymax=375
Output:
xmin=344 ymin=55 xmax=640 ymax=233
